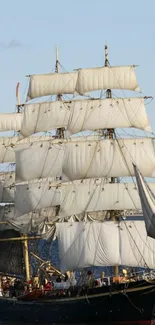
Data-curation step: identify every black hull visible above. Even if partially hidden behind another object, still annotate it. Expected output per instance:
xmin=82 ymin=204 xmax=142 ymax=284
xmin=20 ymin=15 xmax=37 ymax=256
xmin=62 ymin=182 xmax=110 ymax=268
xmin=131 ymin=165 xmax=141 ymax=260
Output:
xmin=0 ymin=281 xmax=155 ymax=324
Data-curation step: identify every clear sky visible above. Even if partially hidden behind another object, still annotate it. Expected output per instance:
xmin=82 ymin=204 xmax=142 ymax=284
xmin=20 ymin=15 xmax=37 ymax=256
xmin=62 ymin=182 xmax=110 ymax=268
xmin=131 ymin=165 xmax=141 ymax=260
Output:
xmin=0 ymin=0 xmax=155 ymax=128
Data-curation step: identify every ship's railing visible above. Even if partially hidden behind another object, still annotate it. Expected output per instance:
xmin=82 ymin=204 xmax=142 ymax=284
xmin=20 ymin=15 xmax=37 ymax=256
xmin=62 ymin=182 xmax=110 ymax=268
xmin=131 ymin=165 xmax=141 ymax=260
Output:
xmin=97 ymin=269 xmax=154 ymax=286
xmin=142 ymin=270 xmax=155 ymax=282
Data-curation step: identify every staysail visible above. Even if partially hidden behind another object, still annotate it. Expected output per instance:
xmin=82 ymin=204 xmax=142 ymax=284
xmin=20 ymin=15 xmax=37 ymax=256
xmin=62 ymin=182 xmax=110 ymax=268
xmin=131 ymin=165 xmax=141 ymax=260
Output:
xmin=134 ymin=164 xmax=155 ymax=239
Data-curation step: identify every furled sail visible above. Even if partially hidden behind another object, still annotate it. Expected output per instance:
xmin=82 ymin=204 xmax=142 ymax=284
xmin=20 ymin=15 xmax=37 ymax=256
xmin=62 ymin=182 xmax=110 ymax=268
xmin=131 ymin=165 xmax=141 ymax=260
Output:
xmin=134 ymin=164 xmax=155 ymax=239
xmin=20 ymin=97 xmax=151 ymax=138
xmin=27 ymin=65 xmax=139 ymax=100
xmin=56 ymin=221 xmax=155 ymax=271
xmin=10 ymin=207 xmax=57 ymax=235
xmin=0 ymin=113 xmax=23 ymax=132
xmin=0 ymin=203 xmax=57 ymax=235
xmin=14 ymin=178 xmax=155 ymax=217
xmin=1 ymin=207 xmax=106 ymax=236
xmin=15 ymin=137 xmax=155 ymax=182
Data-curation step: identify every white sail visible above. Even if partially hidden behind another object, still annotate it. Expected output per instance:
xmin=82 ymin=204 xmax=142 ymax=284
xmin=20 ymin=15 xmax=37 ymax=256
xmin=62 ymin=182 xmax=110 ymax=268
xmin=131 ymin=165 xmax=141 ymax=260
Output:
xmin=76 ymin=66 xmax=140 ymax=94
xmin=16 ymin=137 xmax=155 ymax=182
xmin=15 ymin=178 xmax=60 ymax=217
xmin=27 ymin=72 xmax=77 ymax=100
xmin=59 ymin=180 xmax=147 ymax=217
xmin=0 ymin=172 xmax=15 ymax=203
xmin=20 ymin=101 xmax=70 ymax=137
xmin=0 ymin=136 xmax=19 ymax=163
xmin=0 ymin=186 xmax=14 ymax=203
xmin=0 ymin=204 xmax=56 ymax=235
xmin=0 ymin=171 xmax=15 ymax=186
xmin=27 ymin=66 xmax=139 ymax=100
xmin=15 ymin=178 xmax=155 ymax=217
xmin=0 ymin=113 xmax=23 ymax=132
xmin=0 ymin=204 xmax=15 ymax=219
xmin=7 ymin=209 xmax=107 ymax=235
xmin=10 ymin=207 xmax=57 ymax=235
xmin=56 ymin=221 xmax=155 ymax=271
xmin=134 ymin=164 xmax=155 ymax=239
xmin=0 ymin=135 xmax=53 ymax=163
xmin=67 ymin=97 xmax=151 ymax=133
xmin=20 ymin=97 xmax=151 ymax=137
xmin=16 ymin=140 xmax=63 ymax=181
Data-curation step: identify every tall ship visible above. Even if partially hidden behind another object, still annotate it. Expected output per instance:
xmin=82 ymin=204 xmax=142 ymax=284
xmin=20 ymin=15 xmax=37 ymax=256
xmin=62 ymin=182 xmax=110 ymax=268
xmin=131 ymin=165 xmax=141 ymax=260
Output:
xmin=0 ymin=45 xmax=155 ymax=324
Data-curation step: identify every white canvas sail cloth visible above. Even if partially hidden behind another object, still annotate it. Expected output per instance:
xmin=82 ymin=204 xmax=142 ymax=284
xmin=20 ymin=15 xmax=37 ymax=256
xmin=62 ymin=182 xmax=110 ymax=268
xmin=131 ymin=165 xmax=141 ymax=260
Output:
xmin=0 ymin=135 xmax=54 ymax=163
xmin=134 ymin=164 xmax=155 ymax=239
xmin=27 ymin=65 xmax=140 ymax=100
xmin=0 ymin=204 xmax=57 ymax=236
xmin=15 ymin=178 xmax=59 ymax=217
xmin=20 ymin=97 xmax=151 ymax=138
xmin=15 ymin=178 xmax=155 ymax=218
xmin=0 ymin=184 xmax=14 ymax=203
xmin=56 ymin=221 xmax=155 ymax=271
xmin=0 ymin=172 xmax=15 ymax=203
xmin=0 ymin=205 xmax=15 ymax=231
xmin=0 ymin=137 xmax=19 ymax=163
xmin=15 ymin=137 xmax=155 ymax=182
xmin=10 ymin=207 xmax=57 ymax=236
xmin=0 ymin=171 xmax=15 ymax=185
xmin=0 ymin=113 xmax=23 ymax=132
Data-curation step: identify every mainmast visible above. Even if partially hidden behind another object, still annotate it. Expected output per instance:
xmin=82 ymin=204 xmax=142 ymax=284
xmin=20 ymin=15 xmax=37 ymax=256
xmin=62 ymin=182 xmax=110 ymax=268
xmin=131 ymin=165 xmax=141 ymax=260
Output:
xmin=55 ymin=46 xmax=64 ymax=139
xmin=105 ymin=45 xmax=118 ymax=276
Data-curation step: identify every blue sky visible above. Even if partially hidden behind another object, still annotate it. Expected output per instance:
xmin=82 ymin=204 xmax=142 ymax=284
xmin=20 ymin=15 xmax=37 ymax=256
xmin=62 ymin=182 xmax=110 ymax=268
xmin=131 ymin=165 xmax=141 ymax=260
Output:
xmin=0 ymin=0 xmax=155 ymax=128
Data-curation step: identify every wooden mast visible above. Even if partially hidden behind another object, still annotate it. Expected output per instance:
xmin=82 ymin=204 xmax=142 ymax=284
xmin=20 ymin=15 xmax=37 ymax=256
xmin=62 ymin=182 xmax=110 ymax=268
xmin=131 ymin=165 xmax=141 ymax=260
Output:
xmin=23 ymin=235 xmax=30 ymax=282
xmin=16 ymin=83 xmax=31 ymax=282
xmin=55 ymin=46 xmax=64 ymax=212
xmin=55 ymin=46 xmax=64 ymax=139
xmin=16 ymin=82 xmax=23 ymax=113
xmin=105 ymin=45 xmax=119 ymax=276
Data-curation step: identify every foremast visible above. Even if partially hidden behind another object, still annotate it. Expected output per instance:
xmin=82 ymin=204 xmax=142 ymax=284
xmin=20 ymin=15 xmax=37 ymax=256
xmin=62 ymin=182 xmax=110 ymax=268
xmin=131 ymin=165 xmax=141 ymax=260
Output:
xmin=0 ymin=48 xmax=64 ymax=283
xmin=105 ymin=45 xmax=118 ymax=276
xmin=15 ymin=47 xmax=64 ymax=282
xmin=17 ymin=85 xmax=31 ymax=282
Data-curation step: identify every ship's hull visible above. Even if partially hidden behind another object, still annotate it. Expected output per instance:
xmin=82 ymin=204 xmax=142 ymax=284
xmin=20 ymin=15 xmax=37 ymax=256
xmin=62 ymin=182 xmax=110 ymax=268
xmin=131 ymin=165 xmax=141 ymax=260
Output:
xmin=0 ymin=281 xmax=155 ymax=324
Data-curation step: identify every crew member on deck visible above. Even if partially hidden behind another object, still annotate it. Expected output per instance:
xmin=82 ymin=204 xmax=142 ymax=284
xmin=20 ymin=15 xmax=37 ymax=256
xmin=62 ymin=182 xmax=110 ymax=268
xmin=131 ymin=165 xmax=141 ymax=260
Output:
xmin=56 ymin=275 xmax=62 ymax=283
